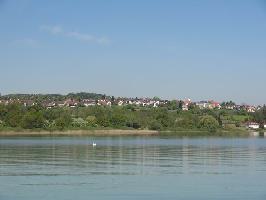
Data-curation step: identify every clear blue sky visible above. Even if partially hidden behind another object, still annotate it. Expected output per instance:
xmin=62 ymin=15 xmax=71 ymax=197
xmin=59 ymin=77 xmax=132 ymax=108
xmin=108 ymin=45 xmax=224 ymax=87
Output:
xmin=0 ymin=0 xmax=266 ymax=105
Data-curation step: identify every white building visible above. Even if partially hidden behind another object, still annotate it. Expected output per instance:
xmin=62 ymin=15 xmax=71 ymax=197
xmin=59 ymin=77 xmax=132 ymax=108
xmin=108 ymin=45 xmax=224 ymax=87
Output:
xmin=117 ymin=100 xmax=124 ymax=106
xmin=153 ymin=101 xmax=160 ymax=108
xmin=83 ymin=99 xmax=96 ymax=107
xmin=247 ymin=122 xmax=260 ymax=129
xmin=182 ymin=104 xmax=189 ymax=111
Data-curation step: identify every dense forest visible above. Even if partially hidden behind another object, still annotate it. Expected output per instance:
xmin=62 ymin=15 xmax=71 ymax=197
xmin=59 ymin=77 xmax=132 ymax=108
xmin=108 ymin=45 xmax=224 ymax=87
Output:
xmin=0 ymin=101 xmax=265 ymax=133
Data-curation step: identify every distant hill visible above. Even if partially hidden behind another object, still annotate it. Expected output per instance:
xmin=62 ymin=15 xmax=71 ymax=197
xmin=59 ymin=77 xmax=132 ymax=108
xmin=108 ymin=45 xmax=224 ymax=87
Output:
xmin=0 ymin=92 xmax=109 ymax=101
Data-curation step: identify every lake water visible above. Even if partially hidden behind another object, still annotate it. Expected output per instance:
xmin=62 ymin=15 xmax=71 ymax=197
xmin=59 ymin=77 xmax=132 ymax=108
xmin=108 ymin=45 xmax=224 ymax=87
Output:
xmin=0 ymin=136 xmax=266 ymax=200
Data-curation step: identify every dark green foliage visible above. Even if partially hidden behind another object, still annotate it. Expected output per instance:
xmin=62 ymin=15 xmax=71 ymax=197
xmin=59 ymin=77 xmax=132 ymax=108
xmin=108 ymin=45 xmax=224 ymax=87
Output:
xmin=43 ymin=108 xmax=63 ymax=122
xmin=66 ymin=92 xmax=106 ymax=100
xmin=5 ymin=103 xmax=24 ymax=127
xmin=199 ymin=115 xmax=219 ymax=132
xmin=126 ymin=121 xmax=141 ymax=129
xmin=149 ymin=120 xmax=163 ymax=131
xmin=0 ymin=102 xmax=254 ymax=132
xmin=0 ymin=92 xmax=108 ymax=103
xmin=21 ymin=111 xmax=45 ymax=129
xmin=55 ymin=114 xmax=72 ymax=130
xmin=110 ymin=112 xmax=127 ymax=128
xmin=175 ymin=112 xmax=198 ymax=129
xmin=253 ymin=105 xmax=266 ymax=128
xmin=154 ymin=108 xmax=174 ymax=128
xmin=167 ymin=100 xmax=178 ymax=110
xmin=94 ymin=107 xmax=111 ymax=127
xmin=221 ymin=101 xmax=236 ymax=109
xmin=0 ymin=105 xmax=8 ymax=120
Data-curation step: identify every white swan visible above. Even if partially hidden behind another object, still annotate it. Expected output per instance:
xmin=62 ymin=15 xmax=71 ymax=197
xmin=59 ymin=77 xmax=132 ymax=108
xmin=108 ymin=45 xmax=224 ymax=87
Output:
xmin=92 ymin=142 xmax=97 ymax=147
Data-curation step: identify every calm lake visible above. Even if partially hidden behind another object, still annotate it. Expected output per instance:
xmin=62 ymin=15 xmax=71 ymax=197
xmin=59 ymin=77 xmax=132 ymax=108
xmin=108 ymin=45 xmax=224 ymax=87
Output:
xmin=0 ymin=136 xmax=266 ymax=200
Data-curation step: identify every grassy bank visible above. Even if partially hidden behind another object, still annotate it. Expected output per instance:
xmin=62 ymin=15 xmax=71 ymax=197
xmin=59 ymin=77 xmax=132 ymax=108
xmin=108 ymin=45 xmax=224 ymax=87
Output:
xmin=160 ymin=130 xmax=249 ymax=137
xmin=0 ymin=127 xmax=250 ymax=137
xmin=0 ymin=129 xmax=159 ymax=137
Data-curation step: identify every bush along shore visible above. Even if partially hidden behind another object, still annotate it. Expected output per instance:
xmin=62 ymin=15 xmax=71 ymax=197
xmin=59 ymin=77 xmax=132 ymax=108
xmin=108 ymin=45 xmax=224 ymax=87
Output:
xmin=0 ymin=102 xmax=265 ymax=136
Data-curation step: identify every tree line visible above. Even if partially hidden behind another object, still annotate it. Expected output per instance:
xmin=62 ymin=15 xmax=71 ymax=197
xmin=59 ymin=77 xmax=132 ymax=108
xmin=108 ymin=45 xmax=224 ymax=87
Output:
xmin=0 ymin=102 xmax=264 ymax=133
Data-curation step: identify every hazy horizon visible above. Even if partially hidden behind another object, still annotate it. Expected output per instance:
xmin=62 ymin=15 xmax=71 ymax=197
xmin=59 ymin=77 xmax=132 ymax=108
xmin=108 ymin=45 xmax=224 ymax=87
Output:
xmin=1 ymin=0 xmax=266 ymax=105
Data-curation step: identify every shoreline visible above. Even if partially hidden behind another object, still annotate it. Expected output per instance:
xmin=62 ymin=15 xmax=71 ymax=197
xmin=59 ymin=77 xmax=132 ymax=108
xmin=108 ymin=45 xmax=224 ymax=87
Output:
xmin=0 ymin=129 xmax=160 ymax=136
xmin=0 ymin=129 xmax=253 ymax=137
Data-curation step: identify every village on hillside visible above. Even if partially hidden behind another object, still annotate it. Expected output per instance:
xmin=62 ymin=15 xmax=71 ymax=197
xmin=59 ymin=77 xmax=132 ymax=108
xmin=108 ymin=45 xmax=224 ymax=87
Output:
xmin=0 ymin=93 xmax=265 ymax=130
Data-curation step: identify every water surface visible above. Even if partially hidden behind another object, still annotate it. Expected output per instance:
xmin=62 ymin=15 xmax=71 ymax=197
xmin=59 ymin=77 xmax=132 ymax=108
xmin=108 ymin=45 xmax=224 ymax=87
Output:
xmin=0 ymin=136 xmax=266 ymax=200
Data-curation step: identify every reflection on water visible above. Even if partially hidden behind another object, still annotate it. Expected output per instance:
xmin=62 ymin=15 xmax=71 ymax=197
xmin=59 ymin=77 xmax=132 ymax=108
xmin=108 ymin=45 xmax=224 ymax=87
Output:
xmin=0 ymin=137 xmax=266 ymax=200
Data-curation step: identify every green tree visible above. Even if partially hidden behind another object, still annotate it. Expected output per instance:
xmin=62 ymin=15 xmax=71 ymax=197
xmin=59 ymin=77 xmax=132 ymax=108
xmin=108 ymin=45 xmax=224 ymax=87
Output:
xmin=110 ymin=112 xmax=127 ymax=127
xmin=5 ymin=103 xmax=24 ymax=127
xmin=178 ymin=101 xmax=183 ymax=110
xmin=0 ymin=105 xmax=8 ymax=121
xmin=149 ymin=120 xmax=162 ymax=131
xmin=86 ymin=115 xmax=97 ymax=127
xmin=55 ymin=114 xmax=72 ymax=130
xmin=94 ymin=107 xmax=110 ymax=127
xmin=199 ymin=115 xmax=219 ymax=132
xmin=253 ymin=105 xmax=266 ymax=129
xmin=72 ymin=118 xmax=88 ymax=128
xmin=21 ymin=111 xmax=45 ymax=129
xmin=167 ymin=100 xmax=178 ymax=110
xmin=175 ymin=112 xmax=198 ymax=129
xmin=155 ymin=108 xmax=173 ymax=128
xmin=153 ymin=96 xmax=161 ymax=101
